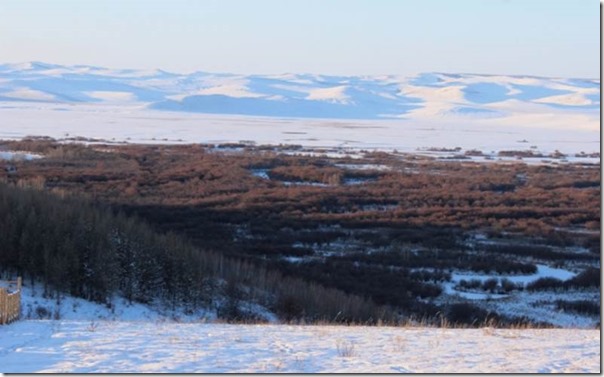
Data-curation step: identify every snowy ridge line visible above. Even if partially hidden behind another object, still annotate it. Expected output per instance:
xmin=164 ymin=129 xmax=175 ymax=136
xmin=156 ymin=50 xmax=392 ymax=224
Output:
xmin=0 ymin=61 xmax=599 ymax=121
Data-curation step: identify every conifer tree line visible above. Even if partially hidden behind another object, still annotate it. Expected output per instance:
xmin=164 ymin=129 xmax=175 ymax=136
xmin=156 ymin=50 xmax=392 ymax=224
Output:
xmin=0 ymin=183 xmax=394 ymax=323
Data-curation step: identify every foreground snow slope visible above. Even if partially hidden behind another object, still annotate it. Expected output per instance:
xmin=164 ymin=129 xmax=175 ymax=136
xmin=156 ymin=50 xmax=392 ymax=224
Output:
xmin=2 ymin=287 xmax=601 ymax=373
xmin=0 ymin=320 xmax=599 ymax=373
xmin=0 ymin=62 xmax=599 ymax=155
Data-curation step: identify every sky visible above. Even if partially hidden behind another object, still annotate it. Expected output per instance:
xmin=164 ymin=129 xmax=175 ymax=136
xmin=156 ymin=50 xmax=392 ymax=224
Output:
xmin=0 ymin=0 xmax=599 ymax=78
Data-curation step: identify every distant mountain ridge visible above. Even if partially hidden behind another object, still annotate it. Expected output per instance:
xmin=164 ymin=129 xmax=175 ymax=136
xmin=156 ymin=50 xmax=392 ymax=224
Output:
xmin=0 ymin=62 xmax=599 ymax=120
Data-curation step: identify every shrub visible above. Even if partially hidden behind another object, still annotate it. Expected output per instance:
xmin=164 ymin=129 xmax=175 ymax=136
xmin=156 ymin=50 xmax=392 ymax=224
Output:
xmin=445 ymin=303 xmax=496 ymax=326
xmin=555 ymin=300 xmax=600 ymax=316
xmin=275 ymin=295 xmax=304 ymax=322
xmin=459 ymin=279 xmax=483 ymax=290
xmin=500 ymin=278 xmax=520 ymax=292
xmin=482 ymin=278 xmax=499 ymax=293
xmin=565 ymin=268 xmax=600 ymax=288
xmin=35 ymin=306 xmax=50 ymax=319
xmin=526 ymin=277 xmax=564 ymax=291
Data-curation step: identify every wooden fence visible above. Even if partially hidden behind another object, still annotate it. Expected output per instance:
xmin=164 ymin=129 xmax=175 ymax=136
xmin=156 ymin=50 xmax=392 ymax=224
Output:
xmin=0 ymin=277 xmax=21 ymax=325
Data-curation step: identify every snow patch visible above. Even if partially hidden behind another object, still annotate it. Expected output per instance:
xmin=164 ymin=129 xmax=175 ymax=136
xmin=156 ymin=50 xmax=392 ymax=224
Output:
xmin=196 ymin=84 xmax=264 ymax=98
xmin=1 ymin=88 xmax=56 ymax=101
xmin=306 ymin=86 xmax=351 ymax=104
xmin=535 ymin=93 xmax=596 ymax=106
xmin=0 ymin=151 xmax=43 ymax=160
xmin=84 ymin=91 xmax=137 ymax=102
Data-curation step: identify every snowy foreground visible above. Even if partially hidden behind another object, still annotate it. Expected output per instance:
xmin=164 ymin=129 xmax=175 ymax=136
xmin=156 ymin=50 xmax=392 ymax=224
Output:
xmin=0 ymin=320 xmax=599 ymax=373
xmin=3 ymin=286 xmax=599 ymax=373
xmin=2 ymin=286 xmax=601 ymax=374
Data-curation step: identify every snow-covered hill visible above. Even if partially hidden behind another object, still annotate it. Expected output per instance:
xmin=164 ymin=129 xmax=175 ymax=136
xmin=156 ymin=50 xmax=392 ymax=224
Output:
xmin=0 ymin=62 xmax=599 ymax=156
xmin=0 ymin=62 xmax=599 ymax=120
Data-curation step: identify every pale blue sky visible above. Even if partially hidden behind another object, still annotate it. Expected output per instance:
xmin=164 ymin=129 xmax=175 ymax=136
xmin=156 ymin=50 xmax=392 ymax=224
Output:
xmin=0 ymin=0 xmax=599 ymax=77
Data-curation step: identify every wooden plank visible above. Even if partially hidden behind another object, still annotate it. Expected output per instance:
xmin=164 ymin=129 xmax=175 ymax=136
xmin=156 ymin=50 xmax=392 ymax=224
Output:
xmin=0 ymin=278 xmax=21 ymax=324
xmin=0 ymin=289 xmax=6 ymax=325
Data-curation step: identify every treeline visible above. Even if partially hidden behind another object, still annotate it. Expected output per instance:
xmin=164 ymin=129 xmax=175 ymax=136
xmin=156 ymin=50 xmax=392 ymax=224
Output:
xmin=482 ymin=244 xmax=599 ymax=261
xmin=332 ymin=248 xmax=539 ymax=275
xmin=0 ymin=182 xmax=394 ymax=323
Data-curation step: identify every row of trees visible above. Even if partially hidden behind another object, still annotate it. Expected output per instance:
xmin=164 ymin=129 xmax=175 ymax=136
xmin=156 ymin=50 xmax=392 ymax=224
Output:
xmin=0 ymin=182 xmax=394 ymax=323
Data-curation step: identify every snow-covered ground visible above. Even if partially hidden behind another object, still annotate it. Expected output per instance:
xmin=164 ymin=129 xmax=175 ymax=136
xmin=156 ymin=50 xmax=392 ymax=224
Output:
xmin=1 ymin=102 xmax=598 ymax=159
xmin=17 ymin=283 xmax=213 ymax=323
xmin=0 ymin=151 xmax=42 ymax=161
xmin=0 ymin=320 xmax=599 ymax=373
xmin=1 ymin=261 xmax=600 ymax=373
xmin=4 ymin=282 xmax=598 ymax=373
xmin=0 ymin=62 xmax=599 ymax=158
xmin=450 ymin=264 xmax=577 ymax=287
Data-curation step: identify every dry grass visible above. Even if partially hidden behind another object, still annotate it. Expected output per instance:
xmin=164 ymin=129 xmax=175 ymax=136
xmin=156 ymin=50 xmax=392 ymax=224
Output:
xmin=391 ymin=335 xmax=406 ymax=353
xmin=336 ymin=339 xmax=357 ymax=358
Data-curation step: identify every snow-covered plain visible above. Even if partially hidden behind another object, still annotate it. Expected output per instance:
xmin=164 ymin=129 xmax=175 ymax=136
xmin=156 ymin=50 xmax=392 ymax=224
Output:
xmin=0 ymin=62 xmax=599 ymax=158
xmin=0 ymin=320 xmax=599 ymax=373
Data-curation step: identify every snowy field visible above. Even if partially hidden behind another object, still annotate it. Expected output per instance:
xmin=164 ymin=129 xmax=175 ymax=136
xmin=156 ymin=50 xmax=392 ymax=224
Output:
xmin=0 ymin=63 xmax=599 ymax=158
xmin=0 ymin=320 xmax=599 ymax=373
xmin=1 ymin=102 xmax=599 ymax=157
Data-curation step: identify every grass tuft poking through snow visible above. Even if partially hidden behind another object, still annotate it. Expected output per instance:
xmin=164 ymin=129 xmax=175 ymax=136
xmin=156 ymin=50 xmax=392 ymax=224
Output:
xmin=336 ymin=339 xmax=357 ymax=358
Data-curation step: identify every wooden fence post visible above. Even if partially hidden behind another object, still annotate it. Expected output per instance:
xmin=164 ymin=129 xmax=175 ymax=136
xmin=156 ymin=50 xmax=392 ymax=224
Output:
xmin=0 ymin=278 xmax=22 ymax=325
xmin=0 ymin=288 xmax=6 ymax=325
xmin=16 ymin=276 xmax=21 ymax=322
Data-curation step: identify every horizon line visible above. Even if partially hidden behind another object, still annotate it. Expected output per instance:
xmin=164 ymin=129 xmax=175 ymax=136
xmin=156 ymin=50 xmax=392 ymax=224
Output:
xmin=1 ymin=60 xmax=599 ymax=81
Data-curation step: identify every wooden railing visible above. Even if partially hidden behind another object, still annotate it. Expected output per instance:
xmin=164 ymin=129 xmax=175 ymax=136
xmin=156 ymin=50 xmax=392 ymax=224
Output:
xmin=0 ymin=277 xmax=21 ymax=325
